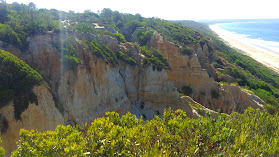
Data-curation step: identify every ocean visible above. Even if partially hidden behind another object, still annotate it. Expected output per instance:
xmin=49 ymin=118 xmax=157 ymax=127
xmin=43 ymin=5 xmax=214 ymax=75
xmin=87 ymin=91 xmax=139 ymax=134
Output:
xmin=216 ymin=19 xmax=279 ymax=53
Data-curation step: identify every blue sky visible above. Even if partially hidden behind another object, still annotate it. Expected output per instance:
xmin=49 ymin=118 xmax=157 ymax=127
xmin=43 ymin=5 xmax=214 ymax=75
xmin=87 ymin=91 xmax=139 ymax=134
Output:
xmin=4 ymin=0 xmax=279 ymax=20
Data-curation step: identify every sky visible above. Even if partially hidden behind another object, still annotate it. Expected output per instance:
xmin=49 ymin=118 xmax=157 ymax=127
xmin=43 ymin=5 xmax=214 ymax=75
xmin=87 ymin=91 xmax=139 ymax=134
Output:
xmin=4 ymin=0 xmax=279 ymax=20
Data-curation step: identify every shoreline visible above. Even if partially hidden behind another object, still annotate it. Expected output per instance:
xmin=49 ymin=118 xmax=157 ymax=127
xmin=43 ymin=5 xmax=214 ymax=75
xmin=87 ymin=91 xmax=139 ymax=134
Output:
xmin=209 ymin=24 xmax=279 ymax=74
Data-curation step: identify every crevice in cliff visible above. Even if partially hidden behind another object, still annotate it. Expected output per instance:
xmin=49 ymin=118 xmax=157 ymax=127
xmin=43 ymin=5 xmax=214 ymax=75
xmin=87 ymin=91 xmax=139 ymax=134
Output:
xmin=78 ymin=48 xmax=98 ymax=95
xmin=0 ymin=114 xmax=8 ymax=134
xmin=118 ymin=69 xmax=126 ymax=94
xmin=51 ymin=92 xmax=64 ymax=116
xmin=136 ymin=66 xmax=144 ymax=101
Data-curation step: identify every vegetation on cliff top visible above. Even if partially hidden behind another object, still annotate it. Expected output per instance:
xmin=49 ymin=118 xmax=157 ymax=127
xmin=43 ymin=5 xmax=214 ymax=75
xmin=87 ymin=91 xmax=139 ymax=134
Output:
xmin=0 ymin=2 xmax=203 ymax=69
xmin=116 ymin=51 xmax=137 ymax=66
xmin=10 ymin=108 xmax=279 ymax=156
xmin=100 ymin=31 xmax=126 ymax=43
xmin=134 ymin=29 xmax=153 ymax=45
xmin=0 ymin=1 xmax=204 ymax=49
xmin=0 ymin=49 xmax=43 ymax=119
xmin=83 ymin=39 xmax=119 ymax=65
xmin=140 ymin=46 xmax=168 ymax=71
xmin=59 ymin=37 xmax=83 ymax=70
xmin=0 ymin=2 xmax=61 ymax=50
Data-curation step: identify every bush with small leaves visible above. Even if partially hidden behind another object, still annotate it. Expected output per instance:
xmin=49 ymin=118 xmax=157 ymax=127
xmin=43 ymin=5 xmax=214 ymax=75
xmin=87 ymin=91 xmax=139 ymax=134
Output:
xmin=116 ymin=51 xmax=136 ymax=66
xmin=182 ymin=85 xmax=193 ymax=95
xmin=140 ymin=46 xmax=168 ymax=70
xmin=0 ymin=138 xmax=5 ymax=156
xmin=60 ymin=37 xmax=83 ymax=70
xmin=12 ymin=108 xmax=279 ymax=156
xmin=135 ymin=29 xmax=153 ymax=45
xmin=83 ymin=39 xmax=118 ymax=65
xmin=181 ymin=45 xmax=193 ymax=55
xmin=100 ymin=31 xmax=126 ymax=43
xmin=211 ymin=89 xmax=219 ymax=99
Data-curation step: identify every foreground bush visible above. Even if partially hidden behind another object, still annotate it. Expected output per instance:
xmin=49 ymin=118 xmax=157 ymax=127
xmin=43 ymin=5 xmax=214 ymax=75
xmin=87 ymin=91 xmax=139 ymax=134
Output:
xmin=11 ymin=108 xmax=279 ymax=156
xmin=0 ymin=139 xmax=5 ymax=157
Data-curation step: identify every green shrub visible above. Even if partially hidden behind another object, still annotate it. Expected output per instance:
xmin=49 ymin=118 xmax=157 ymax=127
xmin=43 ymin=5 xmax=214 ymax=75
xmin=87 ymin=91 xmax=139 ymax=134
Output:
xmin=181 ymin=45 xmax=193 ymax=55
xmin=0 ymin=24 xmax=23 ymax=49
xmin=145 ymin=21 xmax=202 ymax=47
xmin=11 ymin=108 xmax=279 ymax=156
xmin=116 ymin=51 xmax=136 ymax=66
xmin=200 ymin=91 xmax=206 ymax=96
xmin=126 ymin=57 xmax=136 ymax=66
xmin=123 ymin=20 xmax=143 ymax=41
xmin=101 ymin=31 xmax=126 ymax=43
xmin=11 ymin=125 xmax=85 ymax=157
xmin=179 ymin=92 xmax=184 ymax=97
xmin=0 ymin=138 xmax=5 ymax=156
xmin=264 ymin=104 xmax=279 ymax=115
xmin=83 ymin=39 xmax=118 ymax=65
xmin=135 ymin=29 xmax=153 ymax=45
xmin=62 ymin=55 xmax=82 ymax=70
xmin=182 ymin=85 xmax=193 ymax=95
xmin=0 ymin=3 xmax=64 ymax=50
xmin=140 ymin=46 xmax=168 ymax=70
xmin=112 ymin=33 xmax=126 ymax=43
xmin=177 ymin=89 xmax=184 ymax=97
xmin=73 ymin=22 xmax=96 ymax=35
xmin=0 ymin=49 xmax=43 ymax=119
xmin=60 ymin=37 xmax=82 ymax=70
xmin=189 ymin=102 xmax=204 ymax=115
xmin=116 ymin=51 xmax=125 ymax=58
xmin=211 ymin=89 xmax=219 ymax=99
xmin=214 ymin=40 xmax=279 ymax=112
xmin=255 ymin=89 xmax=279 ymax=106
xmin=211 ymin=61 xmax=222 ymax=68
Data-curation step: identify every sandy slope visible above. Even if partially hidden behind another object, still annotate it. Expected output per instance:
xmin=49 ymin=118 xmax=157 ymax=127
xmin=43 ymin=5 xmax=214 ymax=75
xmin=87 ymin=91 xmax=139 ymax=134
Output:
xmin=210 ymin=24 xmax=279 ymax=74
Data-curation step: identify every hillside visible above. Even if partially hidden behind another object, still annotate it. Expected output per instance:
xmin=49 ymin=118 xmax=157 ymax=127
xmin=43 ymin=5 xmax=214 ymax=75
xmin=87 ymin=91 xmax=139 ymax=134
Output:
xmin=0 ymin=2 xmax=278 ymax=156
xmin=172 ymin=20 xmax=279 ymax=114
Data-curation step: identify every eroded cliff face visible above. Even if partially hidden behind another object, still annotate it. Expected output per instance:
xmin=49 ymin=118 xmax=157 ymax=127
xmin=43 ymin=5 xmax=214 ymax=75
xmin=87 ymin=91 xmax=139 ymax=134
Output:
xmin=148 ymin=31 xmax=263 ymax=114
xmin=0 ymin=31 xmax=264 ymax=154
xmin=58 ymin=58 xmax=131 ymax=124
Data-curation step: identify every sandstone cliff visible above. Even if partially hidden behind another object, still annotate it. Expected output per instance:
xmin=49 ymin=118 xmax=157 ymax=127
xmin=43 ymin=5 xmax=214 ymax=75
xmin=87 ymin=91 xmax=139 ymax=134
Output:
xmin=148 ymin=31 xmax=263 ymax=114
xmin=0 ymin=30 xmax=264 ymax=154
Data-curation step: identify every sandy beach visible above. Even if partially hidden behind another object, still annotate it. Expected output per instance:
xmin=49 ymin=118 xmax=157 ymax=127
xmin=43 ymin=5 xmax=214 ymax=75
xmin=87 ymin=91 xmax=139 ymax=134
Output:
xmin=210 ymin=24 xmax=279 ymax=74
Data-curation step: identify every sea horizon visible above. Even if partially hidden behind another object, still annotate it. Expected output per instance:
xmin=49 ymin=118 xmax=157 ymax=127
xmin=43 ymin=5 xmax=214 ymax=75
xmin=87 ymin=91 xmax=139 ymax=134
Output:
xmin=210 ymin=19 xmax=279 ymax=54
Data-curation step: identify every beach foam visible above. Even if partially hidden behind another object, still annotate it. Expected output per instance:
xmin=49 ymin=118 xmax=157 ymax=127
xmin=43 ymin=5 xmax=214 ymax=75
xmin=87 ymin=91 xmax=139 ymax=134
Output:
xmin=210 ymin=24 xmax=279 ymax=73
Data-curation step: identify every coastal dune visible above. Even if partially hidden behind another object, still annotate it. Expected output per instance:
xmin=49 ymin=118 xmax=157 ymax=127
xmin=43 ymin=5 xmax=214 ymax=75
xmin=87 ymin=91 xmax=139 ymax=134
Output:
xmin=210 ymin=24 xmax=279 ymax=74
